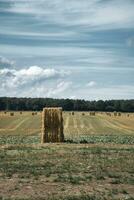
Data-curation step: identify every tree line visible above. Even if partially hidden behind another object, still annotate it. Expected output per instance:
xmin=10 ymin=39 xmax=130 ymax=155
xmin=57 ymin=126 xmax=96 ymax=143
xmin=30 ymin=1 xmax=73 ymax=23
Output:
xmin=0 ymin=97 xmax=134 ymax=112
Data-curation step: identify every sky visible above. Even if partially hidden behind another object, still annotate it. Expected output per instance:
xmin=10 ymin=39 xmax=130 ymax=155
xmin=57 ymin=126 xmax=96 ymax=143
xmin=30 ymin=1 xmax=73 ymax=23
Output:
xmin=0 ymin=0 xmax=134 ymax=100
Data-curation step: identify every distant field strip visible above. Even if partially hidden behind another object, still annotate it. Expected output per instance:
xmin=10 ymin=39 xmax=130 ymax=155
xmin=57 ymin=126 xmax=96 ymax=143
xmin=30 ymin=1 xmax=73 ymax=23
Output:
xmin=0 ymin=112 xmax=41 ymax=135
xmin=0 ymin=112 xmax=134 ymax=137
xmin=99 ymin=115 xmax=134 ymax=133
xmin=64 ymin=115 xmax=69 ymax=129
xmin=63 ymin=113 xmax=134 ymax=136
xmin=12 ymin=117 xmax=30 ymax=130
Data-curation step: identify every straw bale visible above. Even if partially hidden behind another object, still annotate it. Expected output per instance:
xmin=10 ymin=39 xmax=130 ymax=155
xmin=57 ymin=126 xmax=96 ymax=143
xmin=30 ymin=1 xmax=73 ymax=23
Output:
xmin=41 ymin=107 xmax=64 ymax=143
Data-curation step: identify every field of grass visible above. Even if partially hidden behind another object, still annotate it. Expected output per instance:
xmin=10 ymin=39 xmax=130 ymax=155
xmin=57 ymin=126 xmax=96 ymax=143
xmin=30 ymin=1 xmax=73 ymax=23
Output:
xmin=0 ymin=111 xmax=134 ymax=199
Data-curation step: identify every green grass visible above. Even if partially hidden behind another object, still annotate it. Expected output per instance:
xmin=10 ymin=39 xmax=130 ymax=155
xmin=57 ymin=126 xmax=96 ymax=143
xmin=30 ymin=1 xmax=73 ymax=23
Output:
xmin=0 ymin=135 xmax=40 ymax=145
xmin=0 ymin=194 xmax=113 ymax=200
xmin=0 ymin=134 xmax=133 ymax=145
xmin=65 ymin=134 xmax=134 ymax=144
xmin=0 ymin=144 xmax=134 ymax=199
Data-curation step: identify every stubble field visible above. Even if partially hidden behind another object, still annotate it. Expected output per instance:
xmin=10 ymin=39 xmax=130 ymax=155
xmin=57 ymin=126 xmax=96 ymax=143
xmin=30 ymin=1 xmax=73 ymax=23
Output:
xmin=0 ymin=111 xmax=134 ymax=200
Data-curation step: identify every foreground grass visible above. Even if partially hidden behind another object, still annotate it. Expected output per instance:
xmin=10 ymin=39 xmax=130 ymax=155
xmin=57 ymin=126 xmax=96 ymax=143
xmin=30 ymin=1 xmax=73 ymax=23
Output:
xmin=0 ymin=134 xmax=134 ymax=145
xmin=0 ymin=143 xmax=134 ymax=199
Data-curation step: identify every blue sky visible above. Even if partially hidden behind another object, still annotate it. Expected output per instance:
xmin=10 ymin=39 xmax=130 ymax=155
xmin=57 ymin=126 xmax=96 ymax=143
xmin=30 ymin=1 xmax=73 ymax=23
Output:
xmin=0 ymin=0 xmax=134 ymax=99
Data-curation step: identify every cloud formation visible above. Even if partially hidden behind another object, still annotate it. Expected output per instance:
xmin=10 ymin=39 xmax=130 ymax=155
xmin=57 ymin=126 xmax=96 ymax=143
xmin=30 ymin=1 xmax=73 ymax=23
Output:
xmin=46 ymin=81 xmax=72 ymax=97
xmin=0 ymin=65 xmax=70 ymax=97
xmin=86 ymin=81 xmax=97 ymax=87
xmin=0 ymin=56 xmax=14 ymax=69
xmin=6 ymin=0 xmax=134 ymax=30
xmin=0 ymin=1 xmax=134 ymax=99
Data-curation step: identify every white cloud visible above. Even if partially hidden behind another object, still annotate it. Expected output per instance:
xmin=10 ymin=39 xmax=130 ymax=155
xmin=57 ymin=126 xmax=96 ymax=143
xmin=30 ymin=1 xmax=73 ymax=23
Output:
xmin=16 ymin=80 xmax=72 ymax=98
xmin=0 ymin=30 xmax=75 ymax=38
xmin=46 ymin=81 xmax=72 ymax=97
xmin=16 ymin=66 xmax=65 ymax=78
xmin=0 ymin=57 xmax=72 ymax=98
xmin=70 ymin=95 xmax=76 ymax=99
xmin=0 ymin=56 xmax=14 ymax=69
xmin=86 ymin=81 xmax=97 ymax=87
xmin=6 ymin=0 xmax=134 ymax=30
xmin=0 ymin=66 xmax=70 ymax=97
xmin=89 ymin=0 xmax=134 ymax=29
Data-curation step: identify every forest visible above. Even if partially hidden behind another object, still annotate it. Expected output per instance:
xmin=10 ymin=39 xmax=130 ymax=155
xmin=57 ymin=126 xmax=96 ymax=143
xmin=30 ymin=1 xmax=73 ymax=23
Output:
xmin=0 ymin=97 xmax=134 ymax=112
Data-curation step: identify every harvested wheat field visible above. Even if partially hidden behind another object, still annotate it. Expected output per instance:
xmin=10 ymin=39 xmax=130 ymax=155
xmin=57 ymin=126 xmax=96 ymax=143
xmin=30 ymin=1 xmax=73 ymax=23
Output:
xmin=0 ymin=111 xmax=134 ymax=200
